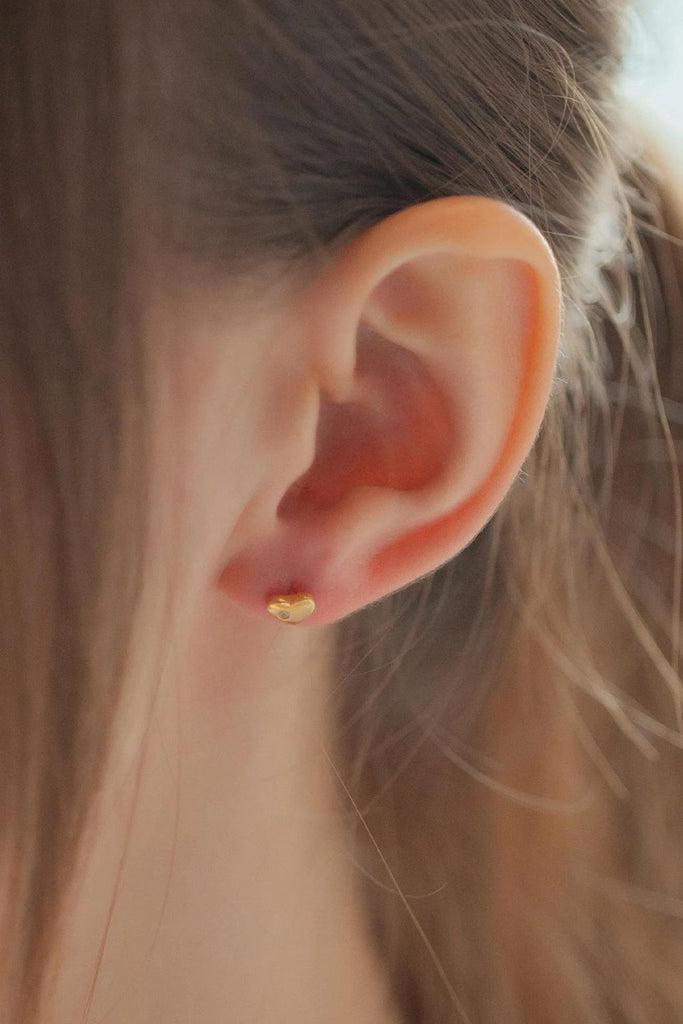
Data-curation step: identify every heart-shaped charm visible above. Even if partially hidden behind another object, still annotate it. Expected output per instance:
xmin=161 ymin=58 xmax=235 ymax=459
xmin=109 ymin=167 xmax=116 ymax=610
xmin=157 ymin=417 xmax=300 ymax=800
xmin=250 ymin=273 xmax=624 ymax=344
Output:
xmin=267 ymin=592 xmax=316 ymax=624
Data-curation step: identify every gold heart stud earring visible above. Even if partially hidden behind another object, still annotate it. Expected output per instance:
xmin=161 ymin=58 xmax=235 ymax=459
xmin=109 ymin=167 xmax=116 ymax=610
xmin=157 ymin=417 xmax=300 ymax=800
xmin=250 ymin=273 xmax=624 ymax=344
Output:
xmin=267 ymin=592 xmax=316 ymax=624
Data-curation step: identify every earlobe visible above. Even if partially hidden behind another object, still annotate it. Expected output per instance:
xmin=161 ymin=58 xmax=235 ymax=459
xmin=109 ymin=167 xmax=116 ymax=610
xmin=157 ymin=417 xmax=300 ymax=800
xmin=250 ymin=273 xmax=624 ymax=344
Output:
xmin=216 ymin=195 xmax=561 ymax=627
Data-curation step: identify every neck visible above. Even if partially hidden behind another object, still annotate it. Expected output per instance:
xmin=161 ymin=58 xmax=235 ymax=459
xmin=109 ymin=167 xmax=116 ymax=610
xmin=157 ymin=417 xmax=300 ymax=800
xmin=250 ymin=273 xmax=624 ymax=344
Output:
xmin=51 ymin=590 xmax=399 ymax=1024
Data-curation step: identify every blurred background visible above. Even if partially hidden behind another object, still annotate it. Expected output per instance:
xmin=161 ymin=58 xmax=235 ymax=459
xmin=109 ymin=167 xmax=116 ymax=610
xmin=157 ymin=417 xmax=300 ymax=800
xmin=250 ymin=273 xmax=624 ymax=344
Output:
xmin=621 ymin=0 xmax=683 ymax=170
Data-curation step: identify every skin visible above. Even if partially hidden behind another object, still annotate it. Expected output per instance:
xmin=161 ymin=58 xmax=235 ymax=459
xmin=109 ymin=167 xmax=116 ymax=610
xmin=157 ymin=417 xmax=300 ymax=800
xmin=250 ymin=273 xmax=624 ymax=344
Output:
xmin=50 ymin=195 xmax=560 ymax=1023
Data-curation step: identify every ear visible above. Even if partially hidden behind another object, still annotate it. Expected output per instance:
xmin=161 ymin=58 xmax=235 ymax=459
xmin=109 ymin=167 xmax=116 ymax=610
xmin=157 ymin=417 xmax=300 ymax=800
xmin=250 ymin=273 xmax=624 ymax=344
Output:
xmin=217 ymin=195 xmax=561 ymax=626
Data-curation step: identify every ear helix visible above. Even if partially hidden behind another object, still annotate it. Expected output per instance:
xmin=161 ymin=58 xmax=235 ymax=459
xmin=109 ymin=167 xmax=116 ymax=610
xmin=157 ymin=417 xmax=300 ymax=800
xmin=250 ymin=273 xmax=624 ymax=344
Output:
xmin=266 ymin=592 xmax=316 ymax=624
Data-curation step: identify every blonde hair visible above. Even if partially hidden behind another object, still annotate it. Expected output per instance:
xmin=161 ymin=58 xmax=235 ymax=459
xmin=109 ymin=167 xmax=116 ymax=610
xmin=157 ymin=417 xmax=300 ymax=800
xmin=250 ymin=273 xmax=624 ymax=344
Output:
xmin=0 ymin=1 xmax=682 ymax=1021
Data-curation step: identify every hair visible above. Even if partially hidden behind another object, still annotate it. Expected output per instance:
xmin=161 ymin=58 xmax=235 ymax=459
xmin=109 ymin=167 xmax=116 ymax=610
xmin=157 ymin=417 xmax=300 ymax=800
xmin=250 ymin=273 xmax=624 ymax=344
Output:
xmin=1 ymin=0 xmax=683 ymax=1021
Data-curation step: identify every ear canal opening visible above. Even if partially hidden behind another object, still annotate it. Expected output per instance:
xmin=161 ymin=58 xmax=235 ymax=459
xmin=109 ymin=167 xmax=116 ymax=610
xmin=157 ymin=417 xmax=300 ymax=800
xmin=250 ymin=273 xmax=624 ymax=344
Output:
xmin=277 ymin=324 xmax=454 ymax=521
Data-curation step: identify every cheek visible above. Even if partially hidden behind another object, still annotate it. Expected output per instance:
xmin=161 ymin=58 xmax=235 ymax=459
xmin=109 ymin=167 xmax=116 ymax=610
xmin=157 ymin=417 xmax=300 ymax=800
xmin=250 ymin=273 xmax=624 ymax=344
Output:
xmin=142 ymin=285 xmax=273 ymax=600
